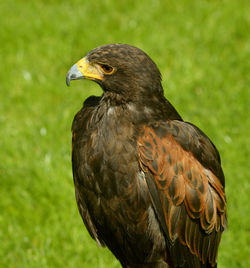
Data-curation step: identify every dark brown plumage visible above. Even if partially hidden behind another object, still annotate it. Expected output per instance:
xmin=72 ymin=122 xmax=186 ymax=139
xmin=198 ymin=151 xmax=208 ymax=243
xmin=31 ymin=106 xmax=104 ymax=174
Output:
xmin=66 ymin=44 xmax=227 ymax=268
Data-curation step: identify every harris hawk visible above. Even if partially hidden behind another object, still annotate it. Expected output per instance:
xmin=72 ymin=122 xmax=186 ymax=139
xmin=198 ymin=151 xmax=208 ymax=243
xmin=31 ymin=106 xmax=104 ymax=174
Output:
xmin=66 ymin=44 xmax=227 ymax=268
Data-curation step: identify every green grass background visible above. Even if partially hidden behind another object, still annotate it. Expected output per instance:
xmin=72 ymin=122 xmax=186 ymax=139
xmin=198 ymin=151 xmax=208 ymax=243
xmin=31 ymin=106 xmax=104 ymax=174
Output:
xmin=0 ymin=0 xmax=249 ymax=267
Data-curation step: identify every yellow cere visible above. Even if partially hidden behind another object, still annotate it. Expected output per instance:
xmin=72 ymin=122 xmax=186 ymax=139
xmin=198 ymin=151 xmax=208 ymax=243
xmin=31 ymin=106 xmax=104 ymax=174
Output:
xmin=77 ymin=57 xmax=103 ymax=80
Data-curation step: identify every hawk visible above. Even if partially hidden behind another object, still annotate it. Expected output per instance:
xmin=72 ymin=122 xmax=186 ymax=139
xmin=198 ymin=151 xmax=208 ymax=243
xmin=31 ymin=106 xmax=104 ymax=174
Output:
xmin=66 ymin=44 xmax=227 ymax=268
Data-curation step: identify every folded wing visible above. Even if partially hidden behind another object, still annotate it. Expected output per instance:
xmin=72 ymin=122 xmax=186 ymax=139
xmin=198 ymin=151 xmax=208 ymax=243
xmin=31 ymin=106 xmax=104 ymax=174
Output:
xmin=138 ymin=121 xmax=227 ymax=267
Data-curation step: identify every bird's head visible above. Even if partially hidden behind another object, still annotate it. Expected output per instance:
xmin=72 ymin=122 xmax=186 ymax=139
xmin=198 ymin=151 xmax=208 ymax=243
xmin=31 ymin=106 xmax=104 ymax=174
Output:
xmin=66 ymin=44 xmax=163 ymax=101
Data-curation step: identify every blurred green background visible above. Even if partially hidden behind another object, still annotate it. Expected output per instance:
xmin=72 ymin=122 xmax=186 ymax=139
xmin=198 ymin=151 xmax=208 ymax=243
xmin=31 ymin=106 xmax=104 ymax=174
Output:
xmin=0 ymin=0 xmax=249 ymax=267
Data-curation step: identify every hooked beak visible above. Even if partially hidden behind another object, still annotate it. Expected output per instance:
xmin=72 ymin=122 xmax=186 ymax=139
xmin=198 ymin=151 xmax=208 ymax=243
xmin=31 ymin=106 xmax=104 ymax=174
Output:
xmin=66 ymin=57 xmax=103 ymax=86
xmin=66 ymin=63 xmax=83 ymax=86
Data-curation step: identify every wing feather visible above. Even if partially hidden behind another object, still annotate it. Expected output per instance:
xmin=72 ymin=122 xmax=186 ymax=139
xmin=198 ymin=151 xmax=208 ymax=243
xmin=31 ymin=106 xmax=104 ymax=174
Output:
xmin=138 ymin=121 xmax=227 ymax=267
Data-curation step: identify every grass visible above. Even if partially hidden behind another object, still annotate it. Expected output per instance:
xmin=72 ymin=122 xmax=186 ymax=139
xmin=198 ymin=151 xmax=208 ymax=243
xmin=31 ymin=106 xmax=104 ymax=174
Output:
xmin=0 ymin=0 xmax=249 ymax=267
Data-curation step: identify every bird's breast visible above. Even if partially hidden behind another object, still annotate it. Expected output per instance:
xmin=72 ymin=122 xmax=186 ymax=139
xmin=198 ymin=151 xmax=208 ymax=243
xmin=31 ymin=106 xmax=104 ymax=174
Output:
xmin=73 ymin=110 xmax=147 ymax=201
xmin=72 ymin=105 xmax=168 ymax=264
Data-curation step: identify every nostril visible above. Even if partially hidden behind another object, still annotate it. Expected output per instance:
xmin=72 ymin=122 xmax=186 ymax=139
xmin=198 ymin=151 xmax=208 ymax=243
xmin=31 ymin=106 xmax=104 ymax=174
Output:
xmin=79 ymin=65 xmax=83 ymax=68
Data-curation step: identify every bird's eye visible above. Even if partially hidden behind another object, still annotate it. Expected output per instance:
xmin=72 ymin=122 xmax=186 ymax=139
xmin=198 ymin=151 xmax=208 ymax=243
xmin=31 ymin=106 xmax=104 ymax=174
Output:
xmin=100 ymin=64 xmax=114 ymax=74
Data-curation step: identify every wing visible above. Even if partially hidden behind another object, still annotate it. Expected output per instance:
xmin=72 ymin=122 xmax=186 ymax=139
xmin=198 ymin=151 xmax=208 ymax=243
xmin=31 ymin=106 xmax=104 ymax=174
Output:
xmin=138 ymin=120 xmax=227 ymax=267
xmin=72 ymin=96 xmax=105 ymax=247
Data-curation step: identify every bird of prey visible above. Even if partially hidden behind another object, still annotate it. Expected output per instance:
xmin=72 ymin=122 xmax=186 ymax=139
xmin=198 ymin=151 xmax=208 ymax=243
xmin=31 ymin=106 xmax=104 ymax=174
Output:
xmin=66 ymin=44 xmax=227 ymax=268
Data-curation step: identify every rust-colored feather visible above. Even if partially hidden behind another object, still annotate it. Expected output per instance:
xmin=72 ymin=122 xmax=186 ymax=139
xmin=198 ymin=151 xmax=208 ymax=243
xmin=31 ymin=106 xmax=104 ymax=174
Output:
xmin=138 ymin=121 xmax=227 ymax=266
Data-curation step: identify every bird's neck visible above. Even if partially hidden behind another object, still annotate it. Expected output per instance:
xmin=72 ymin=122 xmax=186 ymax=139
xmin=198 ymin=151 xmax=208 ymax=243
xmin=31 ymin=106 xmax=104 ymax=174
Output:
xmin=95 ymin=91 xmax=182 ymax=124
